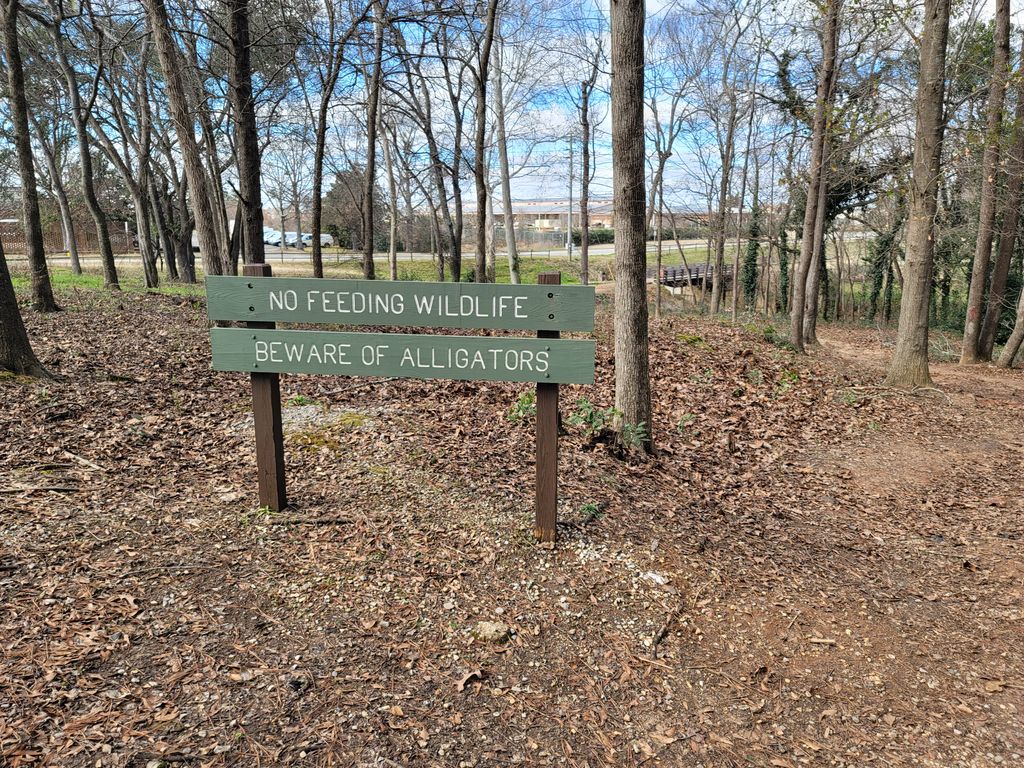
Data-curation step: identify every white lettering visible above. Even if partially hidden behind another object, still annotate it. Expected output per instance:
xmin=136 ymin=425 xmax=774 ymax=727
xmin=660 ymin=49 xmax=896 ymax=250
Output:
xmin=255 ymin=340 xmax=269 ymax=362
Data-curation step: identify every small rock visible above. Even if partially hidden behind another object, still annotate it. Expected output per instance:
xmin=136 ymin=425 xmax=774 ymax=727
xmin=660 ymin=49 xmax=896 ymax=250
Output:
xmin=473 ymin=621 xmax=511 ymax=643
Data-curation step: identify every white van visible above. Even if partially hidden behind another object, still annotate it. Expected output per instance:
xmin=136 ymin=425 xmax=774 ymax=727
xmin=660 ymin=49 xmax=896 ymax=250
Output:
xmin=302 ymin=233 xmax=334 ymax=247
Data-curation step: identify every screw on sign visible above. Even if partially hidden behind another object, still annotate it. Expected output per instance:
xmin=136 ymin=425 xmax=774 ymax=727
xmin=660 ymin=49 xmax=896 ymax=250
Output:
xmin=207 ymin=269 xmax=596 ymax=542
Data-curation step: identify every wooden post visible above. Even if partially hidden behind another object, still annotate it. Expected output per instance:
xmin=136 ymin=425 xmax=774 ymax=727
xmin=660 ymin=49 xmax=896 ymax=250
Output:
xmin=535 ymin=272 xmax=560 ymax=542
xmin=243 ymin=262 xmax=286 ymax=510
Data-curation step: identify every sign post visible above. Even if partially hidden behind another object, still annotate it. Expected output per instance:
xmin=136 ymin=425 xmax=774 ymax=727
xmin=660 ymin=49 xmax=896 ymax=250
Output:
xmin=207 ymin=273 xmax=596 ymax=541
xmin=535 ymin=273 xmax=560 ymax=542
xmin=242 ymin=263 xmax=286 ymax=511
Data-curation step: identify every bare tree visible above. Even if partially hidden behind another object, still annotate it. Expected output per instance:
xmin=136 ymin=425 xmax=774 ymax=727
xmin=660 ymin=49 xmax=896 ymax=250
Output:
xmin=961 ymin=0 xmax=1011 ymax=364
xmin=47 ymin=3 xmax=119 ymax=289
xmin=611 ymin=0 xmax=651 ymax=450
xmin=789 ymin=0 xmax=840 ymax=351
xmin=471 ymin=0 xmax=499 ymax=283
xmin=1 ymin=0 xmax=57 ymax=311
xmin=979 ymin=32 xmax=1024 ymax=360
xmin=227 ymin=0 xmax=265 ymax=266
xmin=0 ymin=236 xmax=48 ymax=375
xmin=884 ymin=0 xmax=951 ymax=387
xmin=143 ymin=0 xmax=224 ymax=276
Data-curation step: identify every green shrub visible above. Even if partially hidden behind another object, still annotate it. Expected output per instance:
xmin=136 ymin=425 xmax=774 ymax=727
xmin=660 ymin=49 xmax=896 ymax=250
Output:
xmin=507 ymin=391 xmax=536 ymax=423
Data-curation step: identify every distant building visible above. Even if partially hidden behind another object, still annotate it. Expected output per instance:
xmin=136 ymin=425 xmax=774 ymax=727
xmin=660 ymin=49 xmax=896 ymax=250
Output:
xmin=466 ymin=198 xmax=710 ymax=232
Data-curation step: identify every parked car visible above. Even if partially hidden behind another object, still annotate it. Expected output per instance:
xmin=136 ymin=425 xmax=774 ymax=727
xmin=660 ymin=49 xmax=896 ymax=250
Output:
xmin=284 ymin=231 xmax=303 ymax=248
xmin=302 ymin=232 xmax=334 ymax=247
xmin=263 ymin=228 xmax=283 ymax=246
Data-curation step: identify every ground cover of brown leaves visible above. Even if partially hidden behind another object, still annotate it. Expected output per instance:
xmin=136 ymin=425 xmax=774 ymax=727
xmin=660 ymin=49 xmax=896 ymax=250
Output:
xmin=1 ymin=286 xmax=1022 ymax=767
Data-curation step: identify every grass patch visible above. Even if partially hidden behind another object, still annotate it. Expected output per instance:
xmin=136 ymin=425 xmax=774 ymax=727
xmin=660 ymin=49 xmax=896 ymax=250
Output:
xmin=10 ymin=264 xmax=205 ymax=297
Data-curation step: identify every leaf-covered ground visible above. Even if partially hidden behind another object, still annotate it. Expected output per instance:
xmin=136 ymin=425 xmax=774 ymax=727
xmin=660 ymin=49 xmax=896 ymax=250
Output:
xmin=1 ymin=285 xmax=1022 ymax=767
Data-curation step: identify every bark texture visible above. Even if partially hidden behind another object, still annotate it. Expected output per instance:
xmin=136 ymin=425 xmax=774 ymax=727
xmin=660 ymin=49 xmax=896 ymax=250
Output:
xmin=0 ymin=236 xmax=48 ymax=377
xmin=2 ymin=0 xmax=57 ymax=312
xmin=473 ymin=0 xmax=499 ymax=283
xmin=144 ymin=0 xmax=224 ymax=276
xmin=884 ymin=0 xmax=951 ymax=388
xmin=227 ymin=0 xmax=266 ymax=266
xmin=361 ymin=4 xmax=385 ymax=280
xmin=610 ymin=0 xmax=652 ymax=450
xmin=960 ymin=0 xmax=1010 ymax=364
xmin=979 ymin=34 xmax=1024 ymax=360
xmin=790 ymin=0 xmax=839 ymax=351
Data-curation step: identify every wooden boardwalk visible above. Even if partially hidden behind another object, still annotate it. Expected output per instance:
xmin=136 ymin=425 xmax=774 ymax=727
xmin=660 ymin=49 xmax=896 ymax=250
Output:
xmin=648 ymin=263 xmax=733 ymax=289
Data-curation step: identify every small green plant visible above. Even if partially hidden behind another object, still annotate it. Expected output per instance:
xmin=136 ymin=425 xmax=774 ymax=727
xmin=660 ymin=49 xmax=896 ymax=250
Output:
xmin=688 ymin=367 xmax=715 ymax=386
xmin=675 ymin=413 xmax=696 ymax=434
xmin=507 ymin=390 xmax=536 ymax=423
xmin=568 ymin=398 xmax=620 ymax=437
xmin=620 ymin=421 xmax=649 ymax=451
xmin=778 ymin=369 xmax=800 ymax=389
xmin=839 ymin=390 xmax=860 ymax=405
xmin=579 ymin=502 xmax=604 ymax=525
xmin=242 ymin=505 xmax=274 ymax=526
xmin=745 ymin=368 xmax=764 ymax=386
xmin=287 ymin=393 xmax=316 ymax=406
xmin=675 ymin=333 xmax=710 ymax=350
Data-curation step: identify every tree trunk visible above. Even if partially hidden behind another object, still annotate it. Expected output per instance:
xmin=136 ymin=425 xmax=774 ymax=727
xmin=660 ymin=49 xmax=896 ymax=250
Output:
xmin=2 ymin=0 xmax=57 ymax=311
xmin=144 ymin=0 xmax=224 ymax=276
xmin=493 ymin=64 xmax=521 ymax=283
xmin=998 ymin=289 xmax=1024 ymax=367
xmin=473 ymin=0 xmax=499 ymax=283
xmin=580 ymin=79 xmax=592 ymax=286
xmin=0 ymin=236 xmax=48 ymax=376
xmin=610 ymin=0 xmax=652 ymax=450
xmin=228 ymin=0 xmax=266 ymax=267
xmin=134 ymin=187 xmax=159 ymax=288
xmin=790 ymin=0 xmax=840 ymax=351
xmin=979 ymin=33 xmax=1024 ymax=359
xmin=884 ymin=0 xmax=951 ymax=387
xmin=710 ymin=104 xmax=736 ymax=315
xmin=802 ymin=142 xmax=830 ymax=345
xmin=381 ymin=119 xmax=400 ymax=281
xmin=360 ymin=4 xmax=385 ymax=280
xmin=961 ymin=0 xmax=1011 ymax=364
xmin=30 ymin=114 xmax=82 ymax=275
xmin=150 ymin=177 xmax=178 ymax=280
xmin=655 ymin=182 xmax=663 ymax=319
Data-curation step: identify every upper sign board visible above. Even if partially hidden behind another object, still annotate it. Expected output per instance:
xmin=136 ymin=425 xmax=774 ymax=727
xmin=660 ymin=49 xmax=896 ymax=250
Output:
xmin=206 ymin=276 xmax=596 ymax=332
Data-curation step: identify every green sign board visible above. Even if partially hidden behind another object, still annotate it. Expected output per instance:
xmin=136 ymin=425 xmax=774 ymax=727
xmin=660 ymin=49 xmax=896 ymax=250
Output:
xmin=205 ymin=275 xmax=596 ymax=331
xmin=211 ymin=328 xmax=596 ymax=385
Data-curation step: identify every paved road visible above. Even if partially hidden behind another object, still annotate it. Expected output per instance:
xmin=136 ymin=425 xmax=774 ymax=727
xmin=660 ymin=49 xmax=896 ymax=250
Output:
xmin=9 ymin=240 xmax=714 ymax=270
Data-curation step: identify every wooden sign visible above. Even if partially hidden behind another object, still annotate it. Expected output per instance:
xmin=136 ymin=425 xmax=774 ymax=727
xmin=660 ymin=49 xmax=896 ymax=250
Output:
xmin=212 ymin=328 xmax=595 ymax=384
xmin=207 ymin=268 xmax=595 ymax=543
xmin=206 ymin=275 xmax=595 ymax=331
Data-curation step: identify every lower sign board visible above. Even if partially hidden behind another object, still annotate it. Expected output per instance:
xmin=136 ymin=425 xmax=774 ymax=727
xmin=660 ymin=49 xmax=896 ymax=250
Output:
xmin=211 ymin=328 xmax=596 ymax=385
